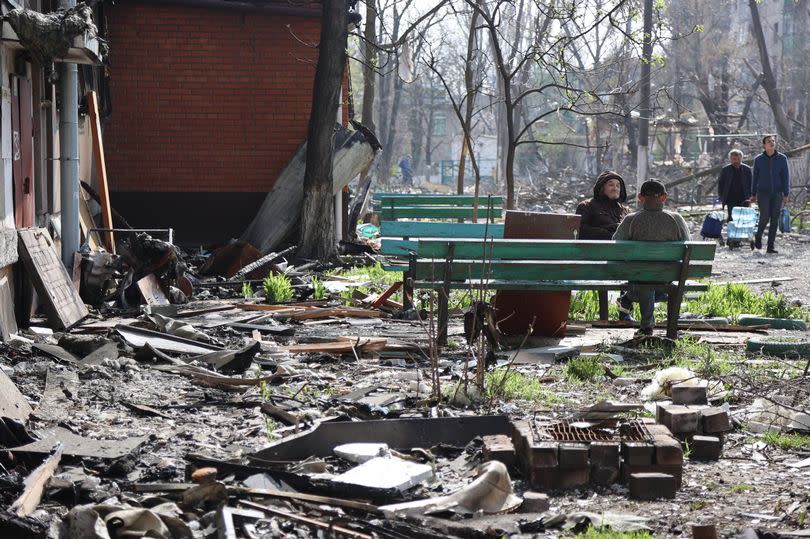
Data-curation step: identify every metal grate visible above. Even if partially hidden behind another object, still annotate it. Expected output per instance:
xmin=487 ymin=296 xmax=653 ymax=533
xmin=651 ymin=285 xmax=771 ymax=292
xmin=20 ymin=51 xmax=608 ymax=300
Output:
xmin=530 ymin=418 xmax=652 ymax=444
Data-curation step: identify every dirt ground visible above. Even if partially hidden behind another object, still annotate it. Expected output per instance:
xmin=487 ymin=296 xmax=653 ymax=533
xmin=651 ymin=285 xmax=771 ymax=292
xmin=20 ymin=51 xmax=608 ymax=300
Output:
xmin=1 ymin=221 xmax=809 ymax=538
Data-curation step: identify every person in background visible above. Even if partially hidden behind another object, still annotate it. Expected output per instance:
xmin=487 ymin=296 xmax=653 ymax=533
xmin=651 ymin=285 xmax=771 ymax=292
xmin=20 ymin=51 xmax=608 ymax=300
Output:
xmin=751 ymin=135 xmax=790 ymax=254
xmin=399 ymin=155 xmax=413 ymax=186
xmin=717 ymin=149 xmax=751 ymax=221
xmin=576 ymin=170 xmax=630 ymax=320
xmin=613 ymin=179 xmax=691 ymax=336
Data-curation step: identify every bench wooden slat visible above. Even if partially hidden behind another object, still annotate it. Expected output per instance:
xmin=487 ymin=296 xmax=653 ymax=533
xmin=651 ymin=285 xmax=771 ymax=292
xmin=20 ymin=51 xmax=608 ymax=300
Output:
xmin=374 ymin=194 xmax=503 ymax=206
xmin=413 ymin=279 xmax=710 ymax=291
xmin=413 ymin=260 xmax=713 ymax=282
xmin=380 ymin=206 xmax=503 ymax=220
xmin=416 ymin=239 xmax=716 ymax=261
xmin=380 ymin=239 xmax=417 ymax=256
xmin=381 ymin=221 xmax=505 ymax=238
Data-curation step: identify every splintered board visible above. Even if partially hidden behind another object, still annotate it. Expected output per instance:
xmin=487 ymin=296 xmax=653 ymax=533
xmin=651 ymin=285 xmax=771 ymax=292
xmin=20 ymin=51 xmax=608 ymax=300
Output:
xmin=0 ymin=271 xmax=17 ymax=340
xmin=17 ymin=228 xmax=88 ymax=329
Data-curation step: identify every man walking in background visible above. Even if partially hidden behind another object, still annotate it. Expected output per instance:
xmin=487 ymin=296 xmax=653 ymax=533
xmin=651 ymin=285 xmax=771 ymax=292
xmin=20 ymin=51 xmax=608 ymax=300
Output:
xmin=751 ymin=135 xmax=790 ymax=254
xmin=718 ymin=149 xmax=751 ymax=222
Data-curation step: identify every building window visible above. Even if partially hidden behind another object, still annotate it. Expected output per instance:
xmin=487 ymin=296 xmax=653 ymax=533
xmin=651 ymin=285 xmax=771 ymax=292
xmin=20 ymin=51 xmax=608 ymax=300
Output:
xmin=431 ymin=113 xmax=447 ymax=136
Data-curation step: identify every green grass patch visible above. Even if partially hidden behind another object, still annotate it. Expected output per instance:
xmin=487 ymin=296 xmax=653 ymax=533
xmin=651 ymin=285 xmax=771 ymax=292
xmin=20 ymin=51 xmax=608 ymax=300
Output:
xmin=486 ymin=369 xmax=567 ymax=406
xmin=263 ymin=272 xmax=293 ymax=303
xmin=759 ymin=431 xmax=810 ymax=451
xmin=569 ymin=291 xmax=619 ymax=320
xmin=328 ymin=262 xmax=403 ymax=303
xmin=682 ymin=283 xmax=809 ymax=323
xmin=311 ymin=277 xmax=327 ymax=300
xmin=665 ymin=337 xmax=735 ymax=377
xmin=576 ymin=526 xmax=654 ymax=539
xmin=565 ymin=354 xmax=605 ymax=382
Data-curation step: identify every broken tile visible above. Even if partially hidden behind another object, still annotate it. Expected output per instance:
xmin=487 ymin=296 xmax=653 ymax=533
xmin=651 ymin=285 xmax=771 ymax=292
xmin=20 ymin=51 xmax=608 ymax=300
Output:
xmin=0 ymin=369 xmax=33 ymax=420
xmin=333 ymin=443 xmax=389 ymax=463
xmin=332 ymin=456 xmax=433 ymax=492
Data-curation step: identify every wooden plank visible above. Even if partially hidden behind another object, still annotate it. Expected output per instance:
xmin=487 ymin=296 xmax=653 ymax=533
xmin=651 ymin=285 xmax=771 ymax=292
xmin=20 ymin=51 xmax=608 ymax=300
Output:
xmin=77 ymin=190 xmax=101 ymax=251
xmin=137 ymin=273 xmax=170 ymax=305
xmin=0 ymin=271 xmax=18 ymax=340
xmin=416 ymin=239 xmax=716 ymax=261
xmin=17 ymin=228 xmax=88 ymax=330
xmin=413 ymin=279 xmax=710 ymax=291
xmin=380 ymin=206 xmax=503 ymax=220
xmin=413 ymin=260 xmax=714 ymax=282
xmin=86 ymin=91 xmax=115 ymax=254
xmin=10 ymin=443 xmax=62 ymax=516
xmin=375 ymin=195 xmax=503 ymax=206
xmin=380 ymin=220 xmax=505 ymax=238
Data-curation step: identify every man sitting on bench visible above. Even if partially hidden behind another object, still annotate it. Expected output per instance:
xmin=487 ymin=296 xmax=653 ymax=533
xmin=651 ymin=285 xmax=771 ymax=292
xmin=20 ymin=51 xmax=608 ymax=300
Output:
xmin=613 ymin=179 xmax=691 ymax=336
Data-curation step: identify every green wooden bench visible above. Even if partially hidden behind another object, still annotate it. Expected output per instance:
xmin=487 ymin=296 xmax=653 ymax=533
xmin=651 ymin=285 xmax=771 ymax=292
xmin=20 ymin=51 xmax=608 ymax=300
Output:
xmin=409 ymin=239 xmax=716 ymax=344
xmin=379 ymin=220 xmax=504 ymax=309
xmin=373 ymin=194 xmax=503 ymax=221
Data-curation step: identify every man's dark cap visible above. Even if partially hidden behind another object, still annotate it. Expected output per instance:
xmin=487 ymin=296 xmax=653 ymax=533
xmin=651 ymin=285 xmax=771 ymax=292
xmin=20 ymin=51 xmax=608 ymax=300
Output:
xmin=639 ymin=179 xmax=667 ymax=196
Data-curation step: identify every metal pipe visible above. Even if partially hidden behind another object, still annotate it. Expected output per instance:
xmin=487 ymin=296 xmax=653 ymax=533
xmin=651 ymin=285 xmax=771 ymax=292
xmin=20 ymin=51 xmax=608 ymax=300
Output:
xmin=59 ymin=0 xmax=79 ymax=268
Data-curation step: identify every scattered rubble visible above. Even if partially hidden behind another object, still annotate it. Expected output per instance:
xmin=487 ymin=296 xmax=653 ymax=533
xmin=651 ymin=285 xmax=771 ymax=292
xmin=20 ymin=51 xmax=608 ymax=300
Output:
xmin=0 ymin=215 xmax=808 ymax=538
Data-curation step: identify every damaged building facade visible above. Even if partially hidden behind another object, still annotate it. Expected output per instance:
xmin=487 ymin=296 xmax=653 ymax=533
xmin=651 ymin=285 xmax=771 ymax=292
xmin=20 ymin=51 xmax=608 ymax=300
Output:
xmin=0 ymin=0 xmax=102 ymax=324
xmin=0 ymin=0 xmax=347 ymax=330
xmin=102 ymin=0 xmax=333 ymax=244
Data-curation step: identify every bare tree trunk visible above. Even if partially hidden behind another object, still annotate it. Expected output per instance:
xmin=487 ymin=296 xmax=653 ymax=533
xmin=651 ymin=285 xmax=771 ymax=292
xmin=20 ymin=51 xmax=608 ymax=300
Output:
xmin=298 ymin=0 xmax=346 ymax=261
xmin=748 ymin=0 xmax=792 ymax=143
xmin=361 ymin=0 xmax=377 ymax=133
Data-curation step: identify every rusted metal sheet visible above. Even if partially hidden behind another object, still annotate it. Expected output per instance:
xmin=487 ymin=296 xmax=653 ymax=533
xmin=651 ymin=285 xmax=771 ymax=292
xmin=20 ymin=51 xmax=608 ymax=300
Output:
xmin=251 ymin=416 xmax=511 ymax=461
xmin=495 ymin=211 xmax=580 ymax=337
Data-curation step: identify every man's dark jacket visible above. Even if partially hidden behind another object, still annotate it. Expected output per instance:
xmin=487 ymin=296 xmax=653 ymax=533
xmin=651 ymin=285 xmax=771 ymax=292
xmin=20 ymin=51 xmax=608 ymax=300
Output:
xmin=717 ymin=163 xmax=752 ymax=206
xmin=576 ymin=172 xmax=629 ymax=240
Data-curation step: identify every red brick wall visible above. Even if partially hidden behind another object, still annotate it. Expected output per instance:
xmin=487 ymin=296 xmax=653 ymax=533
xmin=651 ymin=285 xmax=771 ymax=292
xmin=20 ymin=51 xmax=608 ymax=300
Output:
xmin=104 ymin=3 xmax=322 ymax=193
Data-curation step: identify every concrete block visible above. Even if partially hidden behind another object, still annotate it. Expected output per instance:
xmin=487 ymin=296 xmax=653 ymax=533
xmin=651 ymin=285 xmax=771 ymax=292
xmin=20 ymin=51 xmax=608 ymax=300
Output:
xmin=333 ymin=456 xmax=433 ymax=492
xmin=671 ymin=382 xmax=708 ymax=405
xmin=482 ymin=434 xmax=516 ymax=468
xmin=653 ymin=435 xmax=684 ymax=466
xmin=628 ymin=472 xmax=677 ymax=500
xmin=655 ymin=402 xmax=670 ymax=426
xmin=557 ymin=443 xmax=589 ymax=469
xmin=519 ymin=491 xmax=550 ymax=513
xmin=645 ymin=423 xmax=674 ymax=437
xmin=528 ymin=467 xmax=557 ymax=490
xmin=0 ymin=227 xmax=18 ymax=269
xmin=621 ymin=442 xmax=654 ymax=466
xmin=590 ymin=465 xmax=620 ymax=486
xmin=689 ymin=435 xmax=722 ymax=460
xmin=556 ymin=467 xmax=590 ymax=489
xmin=529 ymin=466 xmax=590 ymax=490
xmin=622 ymin=464 xmax=683 ymax=489
xmin=658 ymin=404 xmax=700 ymax=434
xmin=701 ymin=407 xmax=731 ymax=434
xmin=589 ymin=441 xmax=620 ymax=468
xmin=511 ymin=420 xmax=532 ymax=456
xmin=528 ymin=441 xmax=559 ymax=468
